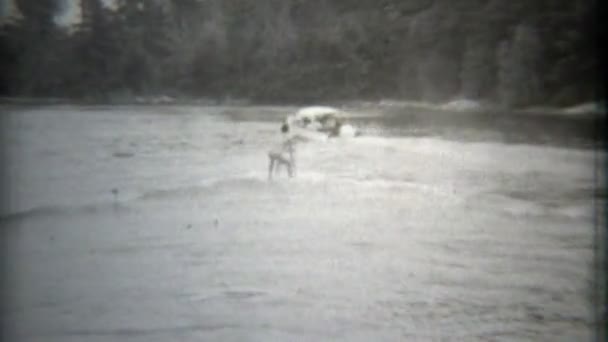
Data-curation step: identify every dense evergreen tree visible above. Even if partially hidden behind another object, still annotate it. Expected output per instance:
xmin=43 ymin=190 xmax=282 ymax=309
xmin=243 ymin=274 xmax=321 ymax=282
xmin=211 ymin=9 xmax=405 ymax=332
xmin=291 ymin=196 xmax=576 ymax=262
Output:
xmin=3 ymin=0 xmax=63 ymax=95
xmin=496 ymin=24 xmax=543 ymax=107
xmin=0 ymin=0 xmax=600 ymax=107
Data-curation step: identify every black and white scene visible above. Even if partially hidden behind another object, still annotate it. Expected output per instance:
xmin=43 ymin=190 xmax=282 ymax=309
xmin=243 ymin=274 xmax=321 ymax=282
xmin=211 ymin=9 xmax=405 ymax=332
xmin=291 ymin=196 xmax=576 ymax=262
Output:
xmin=0 ymin=0 xmax=606 ymax=341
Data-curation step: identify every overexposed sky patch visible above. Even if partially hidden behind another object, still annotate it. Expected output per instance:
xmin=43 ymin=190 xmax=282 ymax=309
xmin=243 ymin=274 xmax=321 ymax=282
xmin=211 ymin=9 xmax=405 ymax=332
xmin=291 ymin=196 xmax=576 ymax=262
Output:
xmin=0 ymin=0 xmax=18 ymax=22
xmin=0 ymin=0 xmax=116 ymax=26
xmin=56 ymin=0 xmax=116 ymax=26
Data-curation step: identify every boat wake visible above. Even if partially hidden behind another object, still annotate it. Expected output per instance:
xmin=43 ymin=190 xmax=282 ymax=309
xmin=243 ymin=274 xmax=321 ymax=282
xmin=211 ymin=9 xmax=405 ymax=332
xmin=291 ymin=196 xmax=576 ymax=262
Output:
xmin=0 ymin=171 xmax=455 ymax=223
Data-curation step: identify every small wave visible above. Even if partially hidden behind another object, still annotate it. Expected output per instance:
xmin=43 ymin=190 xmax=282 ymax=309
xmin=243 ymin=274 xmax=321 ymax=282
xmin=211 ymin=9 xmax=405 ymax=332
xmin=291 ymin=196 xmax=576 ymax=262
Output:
xmin=0 ymin=175 xmax=285 ymax=219
xmin=135 ymin=174 xmax=271 ymax=202
xmin=56 ymin=323 xmax=238 ymax=338
xmin=135 ymin=171 xmax=457 ymax=203
xmin=290 ymin=171 xmax=328 ymax=184
xmin=554 ymin=204 xmax=592 ymax=219
xmin=0 ymin=201 xmax=130 ymax=223
xmin=347 ymin=177 xmax=416 ymax=189
xmin=112 ymin=151 xmax=135 ymax=158
xmin=0 ymin=172 xmax=456 ymax=222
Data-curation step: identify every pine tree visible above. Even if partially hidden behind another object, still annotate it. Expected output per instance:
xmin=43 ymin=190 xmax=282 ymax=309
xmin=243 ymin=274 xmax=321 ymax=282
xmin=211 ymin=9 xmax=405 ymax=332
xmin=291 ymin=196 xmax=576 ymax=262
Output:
xmin=496 ymin=24 xmax=542 ymax=108
xmin=11 ymin=0 xmax=63 ymax=95
xmin=460 ymin=36 xmax=495 ymax=100
xmin=111 ymin=0 xmax=173 ymax=94
xmin=14 ymin=0 xmax=61 ymax=35
xmin=69 ymin=0 xmax=122 ymax=98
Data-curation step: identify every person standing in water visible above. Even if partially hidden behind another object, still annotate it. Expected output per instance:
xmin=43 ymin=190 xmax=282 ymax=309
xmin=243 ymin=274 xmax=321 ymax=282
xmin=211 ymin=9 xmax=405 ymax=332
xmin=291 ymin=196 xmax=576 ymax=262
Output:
xmin=268 ymin=121 xmax=296 ymax=180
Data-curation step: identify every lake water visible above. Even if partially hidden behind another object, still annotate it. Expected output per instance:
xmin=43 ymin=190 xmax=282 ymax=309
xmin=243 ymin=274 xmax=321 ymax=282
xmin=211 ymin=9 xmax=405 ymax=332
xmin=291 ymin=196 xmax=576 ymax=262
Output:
xmin=0 ymin=104 xmax=604 ymax=341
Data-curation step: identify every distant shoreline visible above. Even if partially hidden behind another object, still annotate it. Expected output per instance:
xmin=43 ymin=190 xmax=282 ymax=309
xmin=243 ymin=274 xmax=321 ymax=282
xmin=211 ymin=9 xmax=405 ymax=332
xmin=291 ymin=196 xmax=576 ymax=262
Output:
xmin=0 ymin=96 xmax=603 ymax=118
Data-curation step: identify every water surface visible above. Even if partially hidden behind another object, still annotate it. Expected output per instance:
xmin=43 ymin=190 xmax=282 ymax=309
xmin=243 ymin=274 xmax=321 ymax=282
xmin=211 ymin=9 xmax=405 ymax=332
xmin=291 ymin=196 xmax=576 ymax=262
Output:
xmin=0 ymin=105 xmax=603 ymax=341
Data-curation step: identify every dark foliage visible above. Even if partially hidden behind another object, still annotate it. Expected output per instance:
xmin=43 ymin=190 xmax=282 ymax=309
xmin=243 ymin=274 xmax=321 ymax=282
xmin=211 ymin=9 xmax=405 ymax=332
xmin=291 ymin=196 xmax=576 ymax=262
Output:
xmin=0 ymin=0 xmax=600 ymax=107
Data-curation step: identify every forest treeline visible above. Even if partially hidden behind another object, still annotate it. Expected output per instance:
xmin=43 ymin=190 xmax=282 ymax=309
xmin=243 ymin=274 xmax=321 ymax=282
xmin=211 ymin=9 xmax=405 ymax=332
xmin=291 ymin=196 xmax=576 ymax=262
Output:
xmin=0 ymin=0 xmax=601 ymax=107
